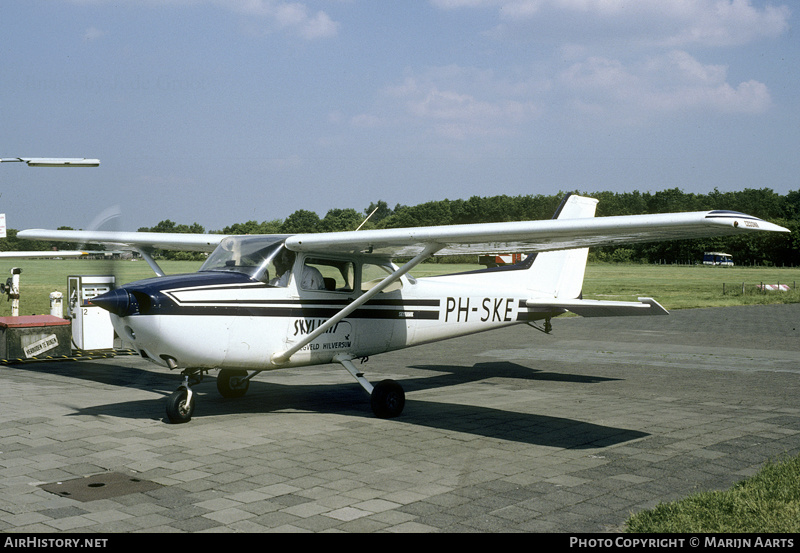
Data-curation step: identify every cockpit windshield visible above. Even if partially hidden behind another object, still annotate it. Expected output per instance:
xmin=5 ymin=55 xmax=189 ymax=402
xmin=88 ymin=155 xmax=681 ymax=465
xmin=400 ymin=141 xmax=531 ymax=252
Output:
xmin=199 ymin=235 xmax=289 ymax=282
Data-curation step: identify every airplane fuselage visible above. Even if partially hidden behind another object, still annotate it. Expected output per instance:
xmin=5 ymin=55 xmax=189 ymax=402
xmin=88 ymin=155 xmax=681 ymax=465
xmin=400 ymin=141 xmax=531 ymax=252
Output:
xmin=75 ymin=196 xmax=789 ymax=423
xmin=104 ymin=269 xmax=555 ymax=372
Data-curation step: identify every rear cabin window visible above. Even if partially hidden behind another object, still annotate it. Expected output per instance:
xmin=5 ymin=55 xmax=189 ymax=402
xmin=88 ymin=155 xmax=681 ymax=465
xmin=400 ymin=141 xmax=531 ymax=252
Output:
xmin=302 ymin=258 xmax=354 ymax=292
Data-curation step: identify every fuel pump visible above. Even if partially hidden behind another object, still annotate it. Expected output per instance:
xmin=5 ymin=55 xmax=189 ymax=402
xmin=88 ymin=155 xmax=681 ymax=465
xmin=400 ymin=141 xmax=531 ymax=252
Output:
xmin=67 ymin=275 xmax=115 ymax=350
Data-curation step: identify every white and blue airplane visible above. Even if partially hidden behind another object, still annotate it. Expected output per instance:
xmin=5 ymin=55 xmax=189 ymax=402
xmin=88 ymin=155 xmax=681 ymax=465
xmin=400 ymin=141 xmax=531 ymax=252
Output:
xmin=18 ymin=195 xmax=789 ymax=423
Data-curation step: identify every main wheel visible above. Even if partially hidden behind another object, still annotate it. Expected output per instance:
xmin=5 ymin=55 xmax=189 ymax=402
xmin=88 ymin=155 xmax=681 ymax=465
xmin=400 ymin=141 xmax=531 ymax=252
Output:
xmin=166 ymin=388 xmax=195 ymax=424
xmin=370 ymin=379 xmax=405 ymax=419
xmin=217 ymin=369 xmax=250 ymax=398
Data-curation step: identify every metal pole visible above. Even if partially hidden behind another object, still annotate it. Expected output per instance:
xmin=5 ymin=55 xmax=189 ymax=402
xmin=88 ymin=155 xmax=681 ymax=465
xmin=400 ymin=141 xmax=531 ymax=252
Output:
xmin=10 ymin=268 xmax=21 ymax=316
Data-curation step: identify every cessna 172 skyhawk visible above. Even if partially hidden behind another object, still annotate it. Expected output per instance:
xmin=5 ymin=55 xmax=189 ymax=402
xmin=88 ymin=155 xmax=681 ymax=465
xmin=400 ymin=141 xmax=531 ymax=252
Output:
xmin=18 ymin=195 xmax=789 ymax=423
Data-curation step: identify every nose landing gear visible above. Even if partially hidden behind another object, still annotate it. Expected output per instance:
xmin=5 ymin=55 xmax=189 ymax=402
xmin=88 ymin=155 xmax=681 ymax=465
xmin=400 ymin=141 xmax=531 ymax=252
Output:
xmin=164 ymin=358 xmax=405 ymax=423
xmin=165 ymin=386 xmax=195 ymax=424
xmin=165 ymin=370 xmax=204 ymax=424
xmin=165 ymin=368 xmax=255 ymax=423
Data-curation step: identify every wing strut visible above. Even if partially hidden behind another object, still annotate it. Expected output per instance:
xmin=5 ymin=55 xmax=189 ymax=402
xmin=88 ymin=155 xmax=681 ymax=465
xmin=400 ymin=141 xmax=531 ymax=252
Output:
xmin=271 ymin=243 xmax=442 ymax=365
xmin=136 ymin=249 xmax=166 ymax=277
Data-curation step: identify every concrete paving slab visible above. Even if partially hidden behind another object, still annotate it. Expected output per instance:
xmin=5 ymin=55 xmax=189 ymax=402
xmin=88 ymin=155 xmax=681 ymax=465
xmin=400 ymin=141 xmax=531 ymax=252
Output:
xmin=0 ymin=303 xmax=798 ymax=532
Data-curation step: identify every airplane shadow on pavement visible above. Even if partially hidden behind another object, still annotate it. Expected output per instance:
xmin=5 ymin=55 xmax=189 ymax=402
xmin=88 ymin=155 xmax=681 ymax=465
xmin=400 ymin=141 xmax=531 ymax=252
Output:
xmin=15 ymin=358 xmax=646 ymax=449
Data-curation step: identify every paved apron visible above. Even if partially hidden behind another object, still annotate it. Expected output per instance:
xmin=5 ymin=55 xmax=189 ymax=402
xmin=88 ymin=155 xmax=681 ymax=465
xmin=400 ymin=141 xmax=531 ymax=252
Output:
xmin=0 ymin=304 xmax=798 ymax=532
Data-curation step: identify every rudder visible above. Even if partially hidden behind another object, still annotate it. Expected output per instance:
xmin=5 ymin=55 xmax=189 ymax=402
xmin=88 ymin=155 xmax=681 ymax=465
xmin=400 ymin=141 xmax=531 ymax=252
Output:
xmin=525 ymin=194 xmax=597 ymax=299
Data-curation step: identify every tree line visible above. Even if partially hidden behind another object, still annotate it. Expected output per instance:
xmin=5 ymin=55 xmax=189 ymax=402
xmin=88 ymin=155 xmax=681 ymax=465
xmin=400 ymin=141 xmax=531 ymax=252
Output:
xmin=5 ymin=188 xmax=799 ymax=266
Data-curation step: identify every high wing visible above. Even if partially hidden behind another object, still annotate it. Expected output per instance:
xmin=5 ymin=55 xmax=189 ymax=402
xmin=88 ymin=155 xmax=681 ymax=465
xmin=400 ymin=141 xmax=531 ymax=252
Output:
xmin=270 ymin=202 xmax=788 ymax=364
xmin=17 ymin=202 xmax=789 ymax=264
xmin=285 ymin=207 xmax=789 ymax=258
xmin=16 ymin=229 xmax=227 ymax=276
xmin=16 ymin=229 xmax=225 ymax=253
xmin=0 ymin=250 xmax=90 ymax=258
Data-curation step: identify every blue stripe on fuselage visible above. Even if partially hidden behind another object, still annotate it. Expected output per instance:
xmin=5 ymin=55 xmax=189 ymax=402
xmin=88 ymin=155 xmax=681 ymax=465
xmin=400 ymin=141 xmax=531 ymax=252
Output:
xmin=117 ymin=271 xmax=440 ymax=320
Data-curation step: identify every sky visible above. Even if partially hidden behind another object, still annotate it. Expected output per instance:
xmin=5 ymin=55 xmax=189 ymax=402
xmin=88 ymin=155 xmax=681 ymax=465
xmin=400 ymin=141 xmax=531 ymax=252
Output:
xmin=1 ymin=0 xmax=798 ymax=232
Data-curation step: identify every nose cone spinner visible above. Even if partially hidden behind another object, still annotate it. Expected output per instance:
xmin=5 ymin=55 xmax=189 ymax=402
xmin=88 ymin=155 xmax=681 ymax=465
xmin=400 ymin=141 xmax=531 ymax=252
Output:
xmin=90 ymin=288 xmax=136 ymax=317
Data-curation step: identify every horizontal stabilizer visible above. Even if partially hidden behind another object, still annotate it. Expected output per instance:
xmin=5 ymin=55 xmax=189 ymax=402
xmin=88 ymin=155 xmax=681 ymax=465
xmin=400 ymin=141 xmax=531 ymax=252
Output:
xmin=526 ymin=297 xmax=669 ymax=317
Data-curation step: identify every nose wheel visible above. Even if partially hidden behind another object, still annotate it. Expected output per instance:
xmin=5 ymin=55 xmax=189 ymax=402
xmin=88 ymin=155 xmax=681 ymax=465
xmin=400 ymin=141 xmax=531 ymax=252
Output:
xmin=166 ymin=386 xmax=195 ymax=424
xmin=165 ymin=370 xmax=204 ymax=424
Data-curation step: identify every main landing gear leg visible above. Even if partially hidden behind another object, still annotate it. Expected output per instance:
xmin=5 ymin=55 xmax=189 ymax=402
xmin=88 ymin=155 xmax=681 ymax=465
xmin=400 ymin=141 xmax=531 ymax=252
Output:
xmin=335 ymin=354 xmax=405 ymax=419
xmin=216 ymin=369 xmax=252 ymax=399
xmin=165 ymin=369 xmax=204 ymax=424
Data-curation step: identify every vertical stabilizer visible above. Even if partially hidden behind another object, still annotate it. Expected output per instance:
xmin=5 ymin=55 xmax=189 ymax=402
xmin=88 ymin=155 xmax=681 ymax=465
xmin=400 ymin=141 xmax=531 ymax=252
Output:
xmin=526 ymin=195 xmax=597 ymax=299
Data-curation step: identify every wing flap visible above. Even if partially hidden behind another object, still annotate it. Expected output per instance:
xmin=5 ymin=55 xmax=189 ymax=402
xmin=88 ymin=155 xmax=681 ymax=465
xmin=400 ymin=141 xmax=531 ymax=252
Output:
xmin=526 ymin=297 xmax=669 ymax=317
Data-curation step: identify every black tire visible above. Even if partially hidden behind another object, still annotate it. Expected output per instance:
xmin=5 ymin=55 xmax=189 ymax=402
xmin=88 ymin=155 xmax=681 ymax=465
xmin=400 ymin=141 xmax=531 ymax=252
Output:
xmin=166 ymin=388 xmax=194 ymax=424
xmin=370 ymin=379 xmax=405 ymax=418
xmin=217 ymin=369 xmax=249 ymax=398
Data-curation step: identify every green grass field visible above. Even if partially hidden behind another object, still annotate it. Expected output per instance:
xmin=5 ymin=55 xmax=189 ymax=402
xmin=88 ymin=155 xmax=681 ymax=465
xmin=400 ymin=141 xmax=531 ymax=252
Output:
xmin=2 ymin=258 xmax=798 ymax=317
xmin=582 ymin=263 xmax=800 ymax=309
xmin=625 ymin=454 xmax=800 ymax=533
xmin=0 ymin=258 xmax=203 ymax=317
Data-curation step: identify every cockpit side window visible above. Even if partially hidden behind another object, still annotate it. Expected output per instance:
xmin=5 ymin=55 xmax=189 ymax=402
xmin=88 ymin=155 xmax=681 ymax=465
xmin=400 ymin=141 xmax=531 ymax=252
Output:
xmin=200 ymin=236 xmax=288 ymax=283
xmin=268 ymin=247 xmax=295 ymax=287
xmin=302 ymin=258 xmax=354 ymax=292
xmin=361 ymin=262 xmax=402 ymax=293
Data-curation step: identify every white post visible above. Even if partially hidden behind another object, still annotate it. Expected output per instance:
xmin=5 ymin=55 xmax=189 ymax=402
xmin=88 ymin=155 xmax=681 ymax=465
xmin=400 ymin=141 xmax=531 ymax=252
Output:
xmin=50 ymin=291 xmax=64 ymax=318
xmin=9 ymin=268 xmax=21 ymax=317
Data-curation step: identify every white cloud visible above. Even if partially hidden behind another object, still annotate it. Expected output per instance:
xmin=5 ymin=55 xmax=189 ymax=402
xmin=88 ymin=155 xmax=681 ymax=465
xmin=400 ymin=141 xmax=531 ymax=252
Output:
xmin=362 ymin=66 xmax=543 ymax=140
xmin=69 ymin=0 xmax=339 ymax=39
xmin=432 ymin=0 xmax=791 ymax=47
xmin=349 ymin=113 xmax=383 ymax=128
xmin=232 ymin=1 xmax=338 ymax=39
xmin=82 ymin=27 xmax=107 ymax=41
xmin=427 ymin=1 xmax=781 ymax=123
xmin=558 ymin=50 xmax=771 ymax=118
xmin=353 ymin=47 xmax=771 ymax=141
